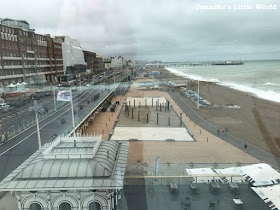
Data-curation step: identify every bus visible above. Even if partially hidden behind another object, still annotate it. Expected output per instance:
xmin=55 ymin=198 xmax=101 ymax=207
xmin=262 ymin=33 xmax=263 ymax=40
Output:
xmin=57 ymin=74 xmax=77 ymax=87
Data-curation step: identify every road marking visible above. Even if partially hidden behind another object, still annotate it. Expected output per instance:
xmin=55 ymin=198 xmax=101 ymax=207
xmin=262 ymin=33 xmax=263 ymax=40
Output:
xmin=0 ymin=87 xmax=104 ymax=156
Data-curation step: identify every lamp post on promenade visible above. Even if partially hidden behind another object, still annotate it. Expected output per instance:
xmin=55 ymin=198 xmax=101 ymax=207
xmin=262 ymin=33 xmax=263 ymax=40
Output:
xmin=29 ymin=100 xmax=44 ymax=149
xmin=197 ymin=80 xmax=200 ymax=110
xmin=52 ymin=86 xmax=57 ymax=111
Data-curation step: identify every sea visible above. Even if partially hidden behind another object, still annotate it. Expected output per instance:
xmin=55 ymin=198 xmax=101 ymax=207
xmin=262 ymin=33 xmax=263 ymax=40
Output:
xmin=164 ymin=60 xmax=280 ymax=103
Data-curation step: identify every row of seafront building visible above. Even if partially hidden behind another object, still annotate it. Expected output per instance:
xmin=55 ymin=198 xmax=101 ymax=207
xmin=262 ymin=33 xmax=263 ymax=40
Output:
xmin=0 ymin=18 xmax=133 ymax=94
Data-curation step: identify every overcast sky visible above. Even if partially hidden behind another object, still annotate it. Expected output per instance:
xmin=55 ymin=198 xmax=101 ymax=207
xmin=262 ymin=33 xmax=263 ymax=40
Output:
xmin=1 ymin=0 xmax=280 ymax=61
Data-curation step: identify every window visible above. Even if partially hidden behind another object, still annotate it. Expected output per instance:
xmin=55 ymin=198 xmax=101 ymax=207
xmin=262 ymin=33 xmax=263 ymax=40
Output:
xmin=89 ymin=202 xmax=101 ymax=210
xmin=59 ymin=202 xmax=71 ymax=210
xmin=29 ymin=203 xmax=41 ymax=210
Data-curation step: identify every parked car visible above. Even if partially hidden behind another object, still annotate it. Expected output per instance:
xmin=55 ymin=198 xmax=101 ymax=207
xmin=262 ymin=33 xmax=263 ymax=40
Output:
xmin=1 ymin=106 xmax=13 ymax=113
xmin=44 ymin=91 xmax=52 ymax=96
xmin=0 ymin=103 xmax=10 ymax=109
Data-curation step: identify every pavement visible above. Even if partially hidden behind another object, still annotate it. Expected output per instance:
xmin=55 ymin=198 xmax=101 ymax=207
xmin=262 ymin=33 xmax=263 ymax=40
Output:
xmin=83 ymin=81 xmax=259 ymax=165
xmin=83 ymin=95 xmax=126 ymax=140
xmin=120 ymin=86 xmax=259 ymax=165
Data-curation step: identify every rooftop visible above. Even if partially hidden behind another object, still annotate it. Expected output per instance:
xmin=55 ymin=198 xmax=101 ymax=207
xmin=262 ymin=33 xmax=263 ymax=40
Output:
xmin=0 ymin=137 xmax=129 ymax=191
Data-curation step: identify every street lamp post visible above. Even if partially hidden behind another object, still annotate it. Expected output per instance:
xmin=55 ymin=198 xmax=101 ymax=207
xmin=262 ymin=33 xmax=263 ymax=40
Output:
xmin=114 ymin=71 xmax=116 ymax=84
xmin=29 ymin=100 xmax=43 ymax=149
xmin=197 ymin=80 xmax=200 ymax=110
xmin=53 ymin=86 xmax=57 ymax=112
xmin=79 ymin=73 xmax=82 ymax=94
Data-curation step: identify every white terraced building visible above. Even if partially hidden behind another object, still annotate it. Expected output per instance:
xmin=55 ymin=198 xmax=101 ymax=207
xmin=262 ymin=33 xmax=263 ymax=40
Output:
xmin=56 ymin=36 xmax=87 ymax=74
xmin=0 ymin=136 xmax=129 ymax=210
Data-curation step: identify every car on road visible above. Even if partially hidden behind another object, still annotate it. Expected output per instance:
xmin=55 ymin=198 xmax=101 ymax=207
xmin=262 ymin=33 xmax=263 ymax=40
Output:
xmin=0 ymin=103 xmax=10 ymax=109
xmin=44 ymin=91 xmax=52 ymax=96
xmin=1 ymin=105 xmax=13 ymax=113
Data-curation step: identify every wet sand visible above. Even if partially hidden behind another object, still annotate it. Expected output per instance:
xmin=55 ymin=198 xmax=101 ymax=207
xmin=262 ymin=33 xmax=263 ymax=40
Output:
xmin=150 ymin=67 xmax=280 ymax=158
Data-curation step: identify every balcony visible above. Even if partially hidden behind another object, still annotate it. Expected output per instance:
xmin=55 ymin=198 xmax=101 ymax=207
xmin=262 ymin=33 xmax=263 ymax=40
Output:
xmin=25 ymin=73 xmax=36 ymax=77
xmin=3 ymin=65 xmax=24 ymax=69
xmin=25 ymin=57 xmax=35 ymax=60
xmin=37 ymin=58 xmax=50 ymax=61
xmin=38 ymin=64 xmax=51 ymax=68
xmin=37 ymin=71 xmax=52 ymax=75
xmin=27 ymin=50 xmax=35 ymax=54
xmin=25 ymin=65 xmax=36 ymax=68
xmin=2 ymin=56 xmax=22 ymax=60
xmin=0 ymin=74 xmax=24 ymax=79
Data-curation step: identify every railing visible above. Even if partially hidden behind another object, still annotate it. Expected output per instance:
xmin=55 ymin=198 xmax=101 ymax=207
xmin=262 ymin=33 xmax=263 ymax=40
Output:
xmin=37 ymin=64 xmax=51 ymax=68
xmin=3 ymin=65 xmax=23 ymax=69
xmin=65 ymin=84 xmax=120 ymax=136
xmin=0 ymin=74 xmax=24 ymax=79
xmin=2 ymin=56 xmax=22 ymax=60
xmin=124 ymin=163 xmax=247 ymax=186
xmin=36 ymin=58 xmax=50 ymax=61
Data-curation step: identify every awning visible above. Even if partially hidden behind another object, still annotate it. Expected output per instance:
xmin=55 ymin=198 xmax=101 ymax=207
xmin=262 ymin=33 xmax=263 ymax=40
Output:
xmin=6 ymin=83 xmax=16 ymax=88
xmin=252 ymin=185 xmax=280 ymax=209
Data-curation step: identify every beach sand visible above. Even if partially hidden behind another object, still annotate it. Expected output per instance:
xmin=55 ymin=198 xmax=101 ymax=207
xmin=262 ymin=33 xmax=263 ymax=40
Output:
xmin=150 ymin=67 xmax=280 ymax=158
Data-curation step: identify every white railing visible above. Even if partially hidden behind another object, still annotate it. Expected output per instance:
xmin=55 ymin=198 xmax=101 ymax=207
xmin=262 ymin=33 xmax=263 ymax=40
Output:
xmin=37 ymin=58 xmax=50 ymax=61
xmin=37 ymin=72 xmax=52 ymax=75
xmin=2 ymin=56 xmax=22 ymax=60
xmin=0 ymin=74 xmax=24 ymax=79
xmin=25 ymin=65 xmax=36 ymax=68
xmin=3 ymin=65 xmax=23 ymax=69
xmin=38 ymin=64 xmax=51 ymax=68
xmin=25 ymin=57 xmax=35 ymax=60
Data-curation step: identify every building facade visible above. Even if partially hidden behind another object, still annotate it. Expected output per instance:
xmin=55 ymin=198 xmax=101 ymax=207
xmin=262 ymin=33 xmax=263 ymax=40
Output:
xmin=56 ymin=36 xmax=86 ymax=75
xmin=103 ymin=58 xmax=112 ymax=71
xmin=93 ymin=57 xmax=104 ymax=74
xmin=110 ymin=56 xmax=127 ymax=70
xmin=0 ymin=136 xmax=129 ymax=210
xmin=83 ymin=50 xmax=96 ymax=75
xmin=0 ymin=18 xmax=64 ymax=93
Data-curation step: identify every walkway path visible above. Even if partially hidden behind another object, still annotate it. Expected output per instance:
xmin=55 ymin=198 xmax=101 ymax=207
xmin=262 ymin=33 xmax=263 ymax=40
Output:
xmin=169 ymin=91 xmax=280 ymax=169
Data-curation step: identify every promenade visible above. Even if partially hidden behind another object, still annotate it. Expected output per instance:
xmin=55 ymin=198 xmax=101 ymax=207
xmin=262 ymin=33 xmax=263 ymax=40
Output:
xmin=84 ymin=81 xmax=259 ymax=166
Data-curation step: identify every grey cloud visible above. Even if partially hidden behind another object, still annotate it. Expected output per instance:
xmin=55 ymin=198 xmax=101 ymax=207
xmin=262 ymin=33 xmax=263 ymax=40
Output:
xmin=1 ymin=0 xmax=280 ymax=61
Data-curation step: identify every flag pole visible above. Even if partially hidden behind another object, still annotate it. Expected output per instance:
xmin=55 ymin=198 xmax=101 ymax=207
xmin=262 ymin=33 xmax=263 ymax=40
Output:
xmin=70 ymin=89 xmax=76 ymax=137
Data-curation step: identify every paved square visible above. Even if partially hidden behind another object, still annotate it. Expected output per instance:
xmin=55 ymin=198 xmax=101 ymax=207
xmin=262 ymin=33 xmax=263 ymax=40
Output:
xmin=111 ymin=127 xmax=193 ymax=141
